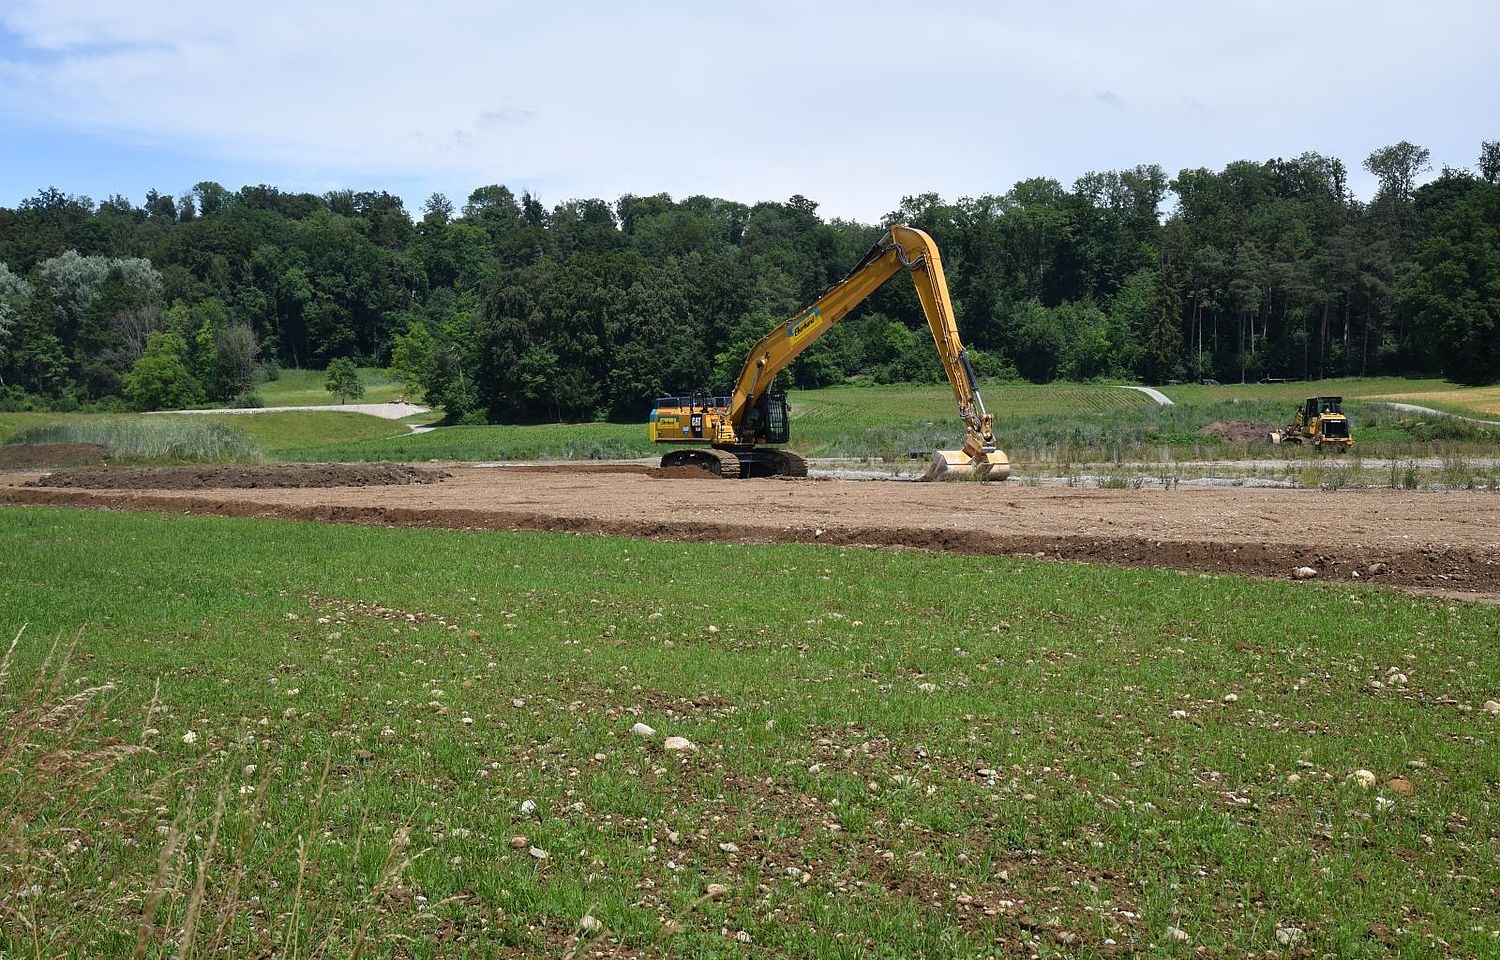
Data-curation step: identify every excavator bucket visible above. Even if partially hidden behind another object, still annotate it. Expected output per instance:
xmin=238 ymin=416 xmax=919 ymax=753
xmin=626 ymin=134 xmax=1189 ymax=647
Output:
xmin=923 ymin=449 xmax=1011 ymax=482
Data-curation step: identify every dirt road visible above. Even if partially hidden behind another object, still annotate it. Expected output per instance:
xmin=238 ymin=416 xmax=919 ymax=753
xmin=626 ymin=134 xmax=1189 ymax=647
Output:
xmin=5 ymin=466 xmax=1498 ymax=599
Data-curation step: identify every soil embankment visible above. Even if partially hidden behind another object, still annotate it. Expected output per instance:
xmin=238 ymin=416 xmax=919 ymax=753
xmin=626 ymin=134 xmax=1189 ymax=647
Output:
xmin=5 ymin=465 xmax=1497 ymax=600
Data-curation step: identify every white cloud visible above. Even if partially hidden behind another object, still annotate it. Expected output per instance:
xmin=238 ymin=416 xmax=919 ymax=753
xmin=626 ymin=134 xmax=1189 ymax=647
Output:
xmin=2 ymin=0 xmax=1495 ymax=218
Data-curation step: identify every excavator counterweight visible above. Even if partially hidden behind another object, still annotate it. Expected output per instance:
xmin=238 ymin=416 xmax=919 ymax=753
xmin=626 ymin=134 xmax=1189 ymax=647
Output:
xmin=648 ymin=225 xmax=1009 ymax=481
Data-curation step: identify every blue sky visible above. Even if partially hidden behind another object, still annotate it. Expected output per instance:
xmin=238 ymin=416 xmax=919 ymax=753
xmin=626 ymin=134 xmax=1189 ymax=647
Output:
xmin=1 ymin=1 xmax=1496 ymax=221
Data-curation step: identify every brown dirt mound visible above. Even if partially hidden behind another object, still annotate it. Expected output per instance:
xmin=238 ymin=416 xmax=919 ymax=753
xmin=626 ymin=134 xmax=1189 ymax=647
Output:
xmin=494 ymin=463 xmax=720 ymax=480
xmin=1197 ymin=419 xmax=1278 ymax=443
xmin=0 ymin=443 xmax=106 ymax=470
xmin=29 ymin=463 xmax=449 ymax=490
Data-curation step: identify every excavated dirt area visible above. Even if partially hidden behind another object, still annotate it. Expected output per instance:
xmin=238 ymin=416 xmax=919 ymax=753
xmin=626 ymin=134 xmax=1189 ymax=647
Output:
xmin=29 ymin=463 xmax=449 ymax=490
xmin=5 ymin=465 xmax=1499 ymax=600
xmin=0 ymin=443 xmax=106 ymax=470
xmin=1197 ymin=420 xmax=1279 ymax=443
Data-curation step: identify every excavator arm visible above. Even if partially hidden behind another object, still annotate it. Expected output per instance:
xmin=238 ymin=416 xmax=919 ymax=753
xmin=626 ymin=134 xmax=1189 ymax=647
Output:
xmin=723 ymin=225 xmax=1007 ymax=479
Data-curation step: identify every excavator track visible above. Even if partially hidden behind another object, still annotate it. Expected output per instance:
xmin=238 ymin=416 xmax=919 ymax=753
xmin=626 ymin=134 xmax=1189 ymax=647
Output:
xmin=660 ymin=448 xmax=808 ymax=479
xmin=661 ymin=448 xmax=741 ymax=478
xmin=765 ymin=450 xmax=808 ymax=477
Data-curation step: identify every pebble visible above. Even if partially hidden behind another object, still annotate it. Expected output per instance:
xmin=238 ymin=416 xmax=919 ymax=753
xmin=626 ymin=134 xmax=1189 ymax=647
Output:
xmin=1483 ymin=700 xmax=1500 ymax=716
xmin=807 ymin=763 xmax=822 ymax=774
xmin=718 ymin=842 xmax=740 ymax=854
xmin=528 ymin=846 xmax=548 ymax=860
xmin=917 ymin=682 xmax=937 ymax=692
xmin=1292 ymin=566 xmax=1318 ymax=580
xmin=1165 ymin=925 xmax=1190 ymax=944
xmin=1367 ymin=561 xmax=1387 ymax=575
xmin=1386 ymin=777 xmax=1413 ymax=796
xmin=977 ymin=768 xmax=998 ymax=778
xmin=705 ymin=882 xmax=728 ymax=898
xmin=1350 ymin=769 xmax=1377 ymax=789
xmin=1171 ymin=709 xmax=1188 ymax=719
xmin=1222 ymin=693 xmax=1239 ymax=703
xmin=1275 ymin=927 xmax=1304 ymax=946
xmin=509 ymin=835 xmax=528 ymax=849
xmin=1285 ymin=773 xmax=1301 ymax=784
xmin=631 ymin=722 xmax=657 ymax=738
xmin=520 ymin=799 xmax=537 ymax=816
xmin=579 ymin=915 xmax=602 ymax=934
xmin=663 ymin=736 xmax=697 ymax=752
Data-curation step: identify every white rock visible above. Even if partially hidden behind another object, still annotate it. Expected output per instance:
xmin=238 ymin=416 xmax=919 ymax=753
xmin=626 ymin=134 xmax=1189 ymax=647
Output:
xmin=1275 ymin=927 xmax=1303 ymax=946
xmin=1165 ymin=925 xmax=1190 ymax=943
xmin=705 ymin=882 xmax=728 ymax=898
xmin=663 ymin=736 xmax=697 ymax=752
xmin=579 ymin=914 xmax=602 ymax=934
xmin=1222 ymin=693 xmax=1239 ymax=703
xmin=917 ymin=682 xmax=937 ymax=692
xmin=1285 ymin=773 xmax=1301 ymax=784
xmin=1483 ymin=699 xmax=1500 ymax=716
xmin=807 ymin=763 xmax=822 ymax=774
xmin=631 ymin=722 xmax=657 ymax=738
xmin=528 ymin=846 xmax=548 ymax=860
xmin=718 ymin=842 xmax=739 ymax=854
xmin=1171 ymin=709 xmax=1188 ymax=719
xmin=520 ymin=799 xmax=538 ymax=816
xmin=1350 ymin=769 xmax=1377 ymax=789
xmin=1292 ymin=566 xmax=1318 ymax=580
xmin=977 ymin=768 xmax=998 ymax=778
xmin=181 ymin=731 xmax=198 ymax=744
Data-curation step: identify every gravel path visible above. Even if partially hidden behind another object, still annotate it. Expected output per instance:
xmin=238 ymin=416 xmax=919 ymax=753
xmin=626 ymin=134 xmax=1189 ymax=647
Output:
xmin=1379 ymin=401 xmax=1500 ymax=427
xmin=1119 ymin=385 xmax=1174 ymax=405
xmin=161 ymin=402 xmax=430 ymax=420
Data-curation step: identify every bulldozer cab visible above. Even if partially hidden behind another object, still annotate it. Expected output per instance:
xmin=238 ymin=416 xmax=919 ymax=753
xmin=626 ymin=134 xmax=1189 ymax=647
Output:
xmin=1306 ymin=397 xmax=1343 ymax=419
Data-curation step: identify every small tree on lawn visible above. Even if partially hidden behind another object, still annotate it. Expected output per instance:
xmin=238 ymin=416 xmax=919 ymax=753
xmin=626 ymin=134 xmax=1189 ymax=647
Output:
xmin=325 ymin=358 xmax=364 ymax=404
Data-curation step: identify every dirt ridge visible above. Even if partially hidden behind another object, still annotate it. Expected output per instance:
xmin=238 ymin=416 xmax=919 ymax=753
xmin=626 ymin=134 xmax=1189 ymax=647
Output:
xmin=4 ymin=484 xmax=1495 ymax=598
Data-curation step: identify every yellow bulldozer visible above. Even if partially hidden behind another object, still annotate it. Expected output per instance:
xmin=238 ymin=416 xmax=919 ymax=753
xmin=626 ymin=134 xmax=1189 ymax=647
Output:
xmin=648 ymin=225 xmax=1009 ymax=480
xmin=1269 ymin=396 xmax=1354 ymax=450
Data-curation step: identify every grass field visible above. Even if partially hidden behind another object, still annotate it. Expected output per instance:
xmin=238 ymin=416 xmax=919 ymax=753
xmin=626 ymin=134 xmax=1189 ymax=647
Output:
xmin=1 ymin=506 xmax=1496 ymax=957
xmin=1159 ymin=377 xmax=1452 ymax=407
xmin=1367 ymin=384 xmax=1500 ymax=419
xmin=252 ymin=367 xmax=409 ymax=407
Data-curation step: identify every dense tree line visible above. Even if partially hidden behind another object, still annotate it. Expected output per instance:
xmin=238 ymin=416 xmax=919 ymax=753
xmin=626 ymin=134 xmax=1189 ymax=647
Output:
xmin=1 ymin=140 xmax=1496 ymax=420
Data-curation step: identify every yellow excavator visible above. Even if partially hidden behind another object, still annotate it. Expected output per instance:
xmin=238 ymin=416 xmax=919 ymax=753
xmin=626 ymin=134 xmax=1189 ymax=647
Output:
xmin=648 ymin=225 xmax=1009 ymax=480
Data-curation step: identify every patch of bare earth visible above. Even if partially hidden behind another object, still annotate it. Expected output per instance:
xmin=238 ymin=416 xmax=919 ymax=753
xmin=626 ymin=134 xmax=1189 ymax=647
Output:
xmin=28 ymin=463 xmax=449 ymax=490
xmin=0 ymin=442 xmax=106 ymax=469
xmin=4 ymin=466 xmax=1498 ymax=598
xmin=1197 ymin=420 xmax=1279 ymax=443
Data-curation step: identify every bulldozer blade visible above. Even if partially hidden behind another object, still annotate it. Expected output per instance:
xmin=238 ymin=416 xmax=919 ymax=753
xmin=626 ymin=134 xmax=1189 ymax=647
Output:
xmin=922 ymin=449 xmax=1011 ymax=482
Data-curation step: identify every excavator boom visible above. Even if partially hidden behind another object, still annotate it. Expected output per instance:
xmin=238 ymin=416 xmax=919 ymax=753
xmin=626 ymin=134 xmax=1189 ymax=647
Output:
xmin=649 ymin=225 xmax=1008 ymax=480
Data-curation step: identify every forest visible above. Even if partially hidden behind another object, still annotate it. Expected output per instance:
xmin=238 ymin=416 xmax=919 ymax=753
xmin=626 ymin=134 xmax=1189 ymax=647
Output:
xmin=0 ymin=140 xmax=1496 ymax=422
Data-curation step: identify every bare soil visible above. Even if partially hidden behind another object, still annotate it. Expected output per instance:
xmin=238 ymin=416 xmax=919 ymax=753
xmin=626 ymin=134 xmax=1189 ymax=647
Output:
xmin=5 ymin=465 xmax=1498 ymax=599
xmin=0 ymin=443 xmax=106 ymax=470
xmin=29 ymin=463 xmax=449 ymax=490
xmin=1197 ymin=419 xmax=1278 ymax=443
